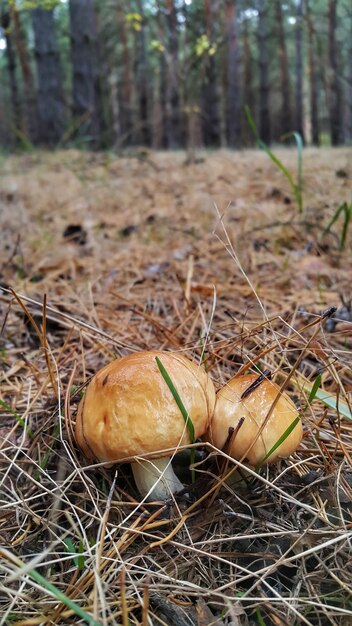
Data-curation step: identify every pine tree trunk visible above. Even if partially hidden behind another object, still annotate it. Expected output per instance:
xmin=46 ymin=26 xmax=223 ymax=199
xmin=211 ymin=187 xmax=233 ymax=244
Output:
xmin=31 ymin=8 xmax=64 ymax=146
xmin=306 ymin=0 xmax=319 ymax=145
xmin=69 ymin=0 xmax=101 ymax=146
xmin=135 ymin=0 xmax=150 ymax=145
xmin=108 ymin=70 xmax=121 ymax=148
xmin=117 ymin=2 xmax=133 ymax=145
xmin=276 ymin=0 xmax=292 ymax=137
xmin=202 ymin=0 xmax=220 ymax=146
xmin=295 ymin=0 xmax=304 ymax=141
xmin=0 ymin=79 xmax=12 ymax=146
xmin=11 ymin=6 xmax=37 ymax=143
xmin=226 ymin=0 xmax=241 ymax=148
xmin=1 ymin=11 xmax=21 ymax=143
xmin=328 ymin=0 xmax=343 ymax=145
xmin=155 ymin=0 xmax=167 ymax=148
xmin=243 ymin=17 xmax=254 ymax=145
xmin=258 ymin=0 xmax=270 ymax=144
xmin=165 ymin=0 xmax=181 ymax=148
xmin=348 ymin=17 xmax=352 ymax=142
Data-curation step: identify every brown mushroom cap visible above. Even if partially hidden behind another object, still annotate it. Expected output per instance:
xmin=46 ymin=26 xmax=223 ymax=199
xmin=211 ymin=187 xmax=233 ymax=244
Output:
xmin=76 ymin=350 xmax=216 ymax=463
xmin=207 ymin=374 xmax=302 ymax=466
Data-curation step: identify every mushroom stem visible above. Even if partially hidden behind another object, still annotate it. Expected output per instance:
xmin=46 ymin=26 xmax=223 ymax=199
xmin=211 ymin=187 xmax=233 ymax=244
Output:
xmin=131 ymin=457 xmax=184 ymax=501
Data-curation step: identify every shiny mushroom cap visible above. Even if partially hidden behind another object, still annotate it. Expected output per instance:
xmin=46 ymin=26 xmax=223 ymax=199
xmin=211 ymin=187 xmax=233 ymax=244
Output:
xmin=206 ymin=374 xmax=302 ymax=466
xmin=76 ymin=350 xmax=216 ymax=464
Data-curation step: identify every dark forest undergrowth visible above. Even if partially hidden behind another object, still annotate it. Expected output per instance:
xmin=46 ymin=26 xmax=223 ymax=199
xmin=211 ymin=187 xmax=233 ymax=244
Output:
xmin=0 ymin=147 xmax=352 ymax=625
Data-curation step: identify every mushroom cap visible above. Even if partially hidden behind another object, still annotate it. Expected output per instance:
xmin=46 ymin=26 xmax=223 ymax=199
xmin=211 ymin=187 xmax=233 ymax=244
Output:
xmin=207 ymin=374 xmax=302 ymax=466
xmin=76 ymin=350 xmax=216 ymax=463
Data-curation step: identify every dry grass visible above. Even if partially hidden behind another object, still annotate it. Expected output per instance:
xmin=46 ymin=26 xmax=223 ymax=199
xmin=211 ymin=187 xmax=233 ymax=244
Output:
xmin=0 ymin=147 xmax=352 ymax=625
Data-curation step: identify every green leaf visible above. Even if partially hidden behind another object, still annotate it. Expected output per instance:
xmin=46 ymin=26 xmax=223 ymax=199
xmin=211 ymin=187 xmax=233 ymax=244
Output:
xmin=255 ymin=416 xmax=301 ymax=470
xmin=155 ymin=356 xmax=195 ymax=443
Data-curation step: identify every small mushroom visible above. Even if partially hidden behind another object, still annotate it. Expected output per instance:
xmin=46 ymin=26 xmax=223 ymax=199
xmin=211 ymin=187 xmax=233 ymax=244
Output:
xmin=75 ymin=351 xmax=215 ymax=500
xmin=206 ymin=373 xmax=302 ymax=466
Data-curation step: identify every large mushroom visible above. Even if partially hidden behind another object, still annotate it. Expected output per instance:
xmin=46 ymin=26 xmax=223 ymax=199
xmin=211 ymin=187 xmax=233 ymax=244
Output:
xmin=75 ymin=351 xmax=215 ymax=500
xmin=206 ymin=373 xmax=302 ymax=466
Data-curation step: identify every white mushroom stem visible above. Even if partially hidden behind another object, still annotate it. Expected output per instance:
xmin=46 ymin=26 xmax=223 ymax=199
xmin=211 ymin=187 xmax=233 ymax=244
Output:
xmin=131 ymin=457 xmax=184 ymax=501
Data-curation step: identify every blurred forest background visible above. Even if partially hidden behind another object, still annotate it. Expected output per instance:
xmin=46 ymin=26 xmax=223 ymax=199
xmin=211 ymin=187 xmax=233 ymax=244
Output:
xmin=0 ymin=0 xmax=351 ymax=152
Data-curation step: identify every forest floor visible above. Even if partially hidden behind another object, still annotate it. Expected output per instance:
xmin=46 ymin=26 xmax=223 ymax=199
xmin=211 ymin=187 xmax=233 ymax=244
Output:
xmin=0 ymin=147 xmax=352 ymax=625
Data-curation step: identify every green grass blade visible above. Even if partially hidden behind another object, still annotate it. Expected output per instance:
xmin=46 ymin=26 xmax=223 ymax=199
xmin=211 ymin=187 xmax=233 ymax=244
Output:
xmin=244 ymin=105 xmax=262 ymax=146
xmin=0 ymin=399 xmax=34 ymax=439
xmin=303 ymin=386 xmax=352 ymax=420
xmin=308 ymin=373 xmax=322 ymax=404
xmin=340 ymin=205 xmax=351 ymax=250
xmin=21 ymin=564 xmax=100 ymax=625
xmin=323 ymin=202 xmax=352 ymax=250
xmin=63 ymin=538 xmax=79 ymax=569
xmin=245 ymin=106 xmax=303 ymax=213
xmin=63 ymin=537 xmax=75 ymax=553
xmin=255 ymin=606 xmax=267 ymax=626
xmin=264 ymin=151 xmax=299 ymax=207
xmin=155 ymin=356 xmax=196 ymax=483
xmin=63 ymin=537 xmax=85 ymax=570
xmin=324 ymin=202 xmax=346 ymax=235
xmin=255 ymin=416 xmax=301 ymax=470
xmin=77 ymin=539 xmax=85 ymax=570
xmin=189 ymin=448 xmax=196 ymax=484
xmin=155 ymin=356 xmax=195 ymax=442
xmin=293 ymin=373 xmax=352 ymax=420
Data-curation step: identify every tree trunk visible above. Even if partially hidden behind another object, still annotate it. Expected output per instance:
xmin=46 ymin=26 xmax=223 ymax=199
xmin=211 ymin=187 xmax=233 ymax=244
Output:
xmin=348 ymin=15 xmax=352 ymax=142
xmin=165 ymin=0 xmax=181 ymax=148
xmin=135 ymin=0 xmax=150 ymax=145
xmin=31 ymin=8 xmax=64 ymax=146
xmin=276 ymin=0 xmax=292 ymax=137
xmin=108 ymin=70 xmax=121 ymax=149
xmin=69 ymin=0 xmax=101 ymax=146
xmin=295 ymin=0 xmax=304 ymax=141
xmin=202 ymin=0 xmax=220 ymax=146
xmin=117 ymin=2 xmax=133 ymax=145
xmin=243 ymin=17 xmax=254 ymax=145
xmin=10 ymin=6 xmax=37 ymax=143
xmin=226 ymin=0 xmax=241 ymax=148
xmin=151 ymin=69 xmax=163 ymax=149
xmin=328 ymin=0 xmax=343 ymax=145
xmin=258 ymin=0 xmax=270 ymax=144
xmin=0 ymin=10 xmax=21 ymax=143
xmin=306 ymin=0 xmax=319 ymax=145
xmin=155 ymin=0 xmax=167 ymax=148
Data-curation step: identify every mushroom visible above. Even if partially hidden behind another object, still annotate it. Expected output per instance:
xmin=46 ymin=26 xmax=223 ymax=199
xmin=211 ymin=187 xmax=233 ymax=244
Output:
xmin=206 ymin=373 xmax=302 ymax=466
xmin=75 ymin=351 xmax=215 ymax=500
